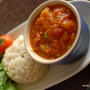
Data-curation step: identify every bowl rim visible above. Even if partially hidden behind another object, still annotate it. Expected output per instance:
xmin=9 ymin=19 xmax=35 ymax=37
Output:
xmin=24 ymin=0 xmax=81 ymax=64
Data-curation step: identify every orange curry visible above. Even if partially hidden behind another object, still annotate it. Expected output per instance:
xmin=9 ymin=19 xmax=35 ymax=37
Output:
xmin=30 ymin=5 xmax=77 ymax=59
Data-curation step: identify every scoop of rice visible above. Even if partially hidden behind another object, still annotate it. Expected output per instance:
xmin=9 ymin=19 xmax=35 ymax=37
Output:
xmin=2 ymin=35 xmax=48 ymax=84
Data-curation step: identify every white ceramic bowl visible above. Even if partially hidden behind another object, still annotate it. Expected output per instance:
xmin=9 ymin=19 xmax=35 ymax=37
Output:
xmin=24 ymin=0 xmax=81 ymax=64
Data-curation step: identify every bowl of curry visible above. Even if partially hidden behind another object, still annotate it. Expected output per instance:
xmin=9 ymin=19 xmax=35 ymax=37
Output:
xmin=24 ymin=0 xmax=81 ymax=64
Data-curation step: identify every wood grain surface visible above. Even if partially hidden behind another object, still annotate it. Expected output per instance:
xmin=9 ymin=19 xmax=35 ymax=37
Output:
xmin=0 ymin=0 xmax=90 ymax=90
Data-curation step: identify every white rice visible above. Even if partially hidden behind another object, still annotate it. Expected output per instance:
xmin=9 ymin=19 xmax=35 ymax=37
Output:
xmin=2 ymin=35 xmax=48 ymax=84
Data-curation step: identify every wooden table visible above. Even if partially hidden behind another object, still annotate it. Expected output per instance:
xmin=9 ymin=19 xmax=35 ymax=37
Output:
xmin=0 ymin=0 xmax=90 ymax=90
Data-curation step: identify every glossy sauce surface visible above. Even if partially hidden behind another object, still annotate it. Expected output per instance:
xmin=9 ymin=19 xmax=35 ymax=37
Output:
xmin=30 ymin=5 xmax=77 ymax=59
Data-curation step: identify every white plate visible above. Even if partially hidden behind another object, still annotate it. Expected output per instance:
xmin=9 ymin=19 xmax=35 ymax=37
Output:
xmin=7 ymin=1 xmax=90 ymax=90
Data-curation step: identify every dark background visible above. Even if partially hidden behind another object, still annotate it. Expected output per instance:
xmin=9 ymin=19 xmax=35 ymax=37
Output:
xmin=0 ymin=0 xmax=90 ymax=90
